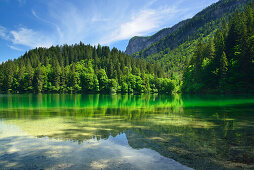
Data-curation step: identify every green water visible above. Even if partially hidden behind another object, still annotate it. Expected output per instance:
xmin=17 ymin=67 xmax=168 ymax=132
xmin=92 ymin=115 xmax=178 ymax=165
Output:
xmin=0 ymin=94 xmax=254 ymax=170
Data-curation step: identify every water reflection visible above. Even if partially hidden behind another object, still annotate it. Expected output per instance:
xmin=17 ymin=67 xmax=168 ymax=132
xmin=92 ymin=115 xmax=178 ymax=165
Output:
xmin=0 ymin=94 xmax=184 ymax=110
xmin=0 ymin=94 xmax=254 ymax=169
xmin=0 ymin=118 xmax=192 ymax=170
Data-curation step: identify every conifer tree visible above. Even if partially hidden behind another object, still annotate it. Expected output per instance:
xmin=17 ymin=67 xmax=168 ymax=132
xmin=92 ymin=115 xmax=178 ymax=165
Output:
xmin=53 ymin=60 xmax=61 ymax=91
xmin=33 ymin=65 xmax=44 ymax=93
xmin=219 ymin=51 xmax=228 ymax=91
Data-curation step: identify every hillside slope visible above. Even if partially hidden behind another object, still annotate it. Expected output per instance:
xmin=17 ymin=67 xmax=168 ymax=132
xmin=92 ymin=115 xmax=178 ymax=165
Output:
xmin=126 ymin=0 xmax=252 ymax=57
xmin=182 ymin=3 xmax=254 ymax=93
xmin=125 ymin=20 xmax=188 ymax=55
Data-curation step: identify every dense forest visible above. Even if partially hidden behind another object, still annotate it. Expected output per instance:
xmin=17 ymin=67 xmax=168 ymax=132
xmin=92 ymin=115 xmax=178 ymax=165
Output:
xmin=182 ymin=3 xmax=254 ymax=93
xmin=134 ymin=0 xmax=252 ymax=77
xmin=0 ymin=44 xmax=177 ymax=94
xmin=132 ymin=0 xmax=252 ymax=56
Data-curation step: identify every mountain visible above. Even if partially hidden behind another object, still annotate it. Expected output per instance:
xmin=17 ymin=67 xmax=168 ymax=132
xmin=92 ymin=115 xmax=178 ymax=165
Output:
xmin=125 ymin=0 xmax=252 ymax=57
xmin=125 ymin=20 xmax=188 ymax=55
xmin=0 ymin=0 xmax=253 ymax=94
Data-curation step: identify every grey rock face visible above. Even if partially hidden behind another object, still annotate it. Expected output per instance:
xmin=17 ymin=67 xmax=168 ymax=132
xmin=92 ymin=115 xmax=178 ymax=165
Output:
xmin=125 ymin=20 xmax=187 ymax=55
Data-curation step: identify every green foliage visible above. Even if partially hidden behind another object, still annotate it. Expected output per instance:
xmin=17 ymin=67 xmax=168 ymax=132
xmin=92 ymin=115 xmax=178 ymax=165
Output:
xmin=0 ymin=44 xmax=175 ymax=94
xmin=135 ymin=0 xmax=252 ymax=58
xmin=130 ymin=0 xmax=252 ymax=92
xmin=97 ymin=69 xmax=109 ymax=93
xmin=182 ymin=3 xmax=254 ymax=94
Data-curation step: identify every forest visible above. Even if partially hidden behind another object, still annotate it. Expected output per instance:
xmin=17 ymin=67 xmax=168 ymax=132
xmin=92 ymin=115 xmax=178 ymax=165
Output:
xmin=0 ymin=3 xmax=253 ymax=94
xmin=182 ymin=3 xmax=254 ymax=93
xmin=0 ymin=44 xmax=176 ymax=94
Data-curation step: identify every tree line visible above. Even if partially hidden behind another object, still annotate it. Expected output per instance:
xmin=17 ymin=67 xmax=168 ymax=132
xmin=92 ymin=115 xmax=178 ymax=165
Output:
xmin=1 ymin=3 xmax=253 ymax=95
xmin=0 ymin=44 xmax=176 ymax=94
xmin=182 ymin=3 xmax=254 ymax=93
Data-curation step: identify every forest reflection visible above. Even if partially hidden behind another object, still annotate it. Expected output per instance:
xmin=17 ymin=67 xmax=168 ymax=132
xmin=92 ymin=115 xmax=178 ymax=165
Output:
xmin=0 ymin=94 xmax=254 ymax=169
xmin=0 ymin=94 xmax=183 ymax=111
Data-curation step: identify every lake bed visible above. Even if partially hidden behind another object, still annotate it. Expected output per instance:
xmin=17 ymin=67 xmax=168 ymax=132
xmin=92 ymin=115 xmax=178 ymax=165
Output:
xmin=0 ymin=94 xmax=254 ymax=169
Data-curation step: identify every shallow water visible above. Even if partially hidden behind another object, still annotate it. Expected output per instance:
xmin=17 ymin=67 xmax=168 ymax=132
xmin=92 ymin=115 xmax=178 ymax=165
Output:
xmin=0 ymin=94 xmax=254 ymax=169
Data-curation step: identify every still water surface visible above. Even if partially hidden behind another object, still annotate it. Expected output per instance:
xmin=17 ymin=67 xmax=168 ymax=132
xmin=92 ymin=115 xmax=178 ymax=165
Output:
xmin=0 ymin=94 xmax=254 ymax=169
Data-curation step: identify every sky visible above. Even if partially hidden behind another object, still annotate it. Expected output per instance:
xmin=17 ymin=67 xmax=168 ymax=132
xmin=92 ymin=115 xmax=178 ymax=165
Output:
xmin=0 ymin=0 xmax=219 ymax=62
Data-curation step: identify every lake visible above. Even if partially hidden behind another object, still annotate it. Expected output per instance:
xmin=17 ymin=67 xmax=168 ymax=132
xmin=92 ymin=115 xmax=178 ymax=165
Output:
xmin=0 ymin=94 xmax=254 ymax=170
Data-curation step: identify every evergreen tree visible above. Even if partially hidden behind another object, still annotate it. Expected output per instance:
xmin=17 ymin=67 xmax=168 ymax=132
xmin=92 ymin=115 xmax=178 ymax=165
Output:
xmin=182 ymin=3 xmax=254 ymax=94
xmin=33 ymin=65 xmax=44 ymax=93
xmin=24 ymin=61 xmax=33 ymax=92
xmin=219 ymin=52 xmax=228 ymax=91
xmin=53 ymin=60 xmax=61 ymax=91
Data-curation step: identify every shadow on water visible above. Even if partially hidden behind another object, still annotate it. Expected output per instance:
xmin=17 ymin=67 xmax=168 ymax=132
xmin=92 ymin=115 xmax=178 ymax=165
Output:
xmin=0 ymin=94 xmax=254 ymax=169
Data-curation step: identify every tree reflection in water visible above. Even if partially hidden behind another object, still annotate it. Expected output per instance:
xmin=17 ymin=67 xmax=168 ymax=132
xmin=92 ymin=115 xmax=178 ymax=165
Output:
xmin=0 ymin=94 xmax=254 ymax=169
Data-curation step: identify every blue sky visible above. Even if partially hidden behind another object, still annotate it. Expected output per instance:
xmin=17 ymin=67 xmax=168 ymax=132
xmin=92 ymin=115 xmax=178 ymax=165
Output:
xmin=0 ymin=0 xmax=218 ymax=62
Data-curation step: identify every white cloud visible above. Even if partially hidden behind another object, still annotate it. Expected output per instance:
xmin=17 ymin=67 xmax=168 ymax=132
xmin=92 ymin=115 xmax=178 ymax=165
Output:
xmin=0 ymin=26 xmax=6 ymax=37
xmin=114 ymin=9 xmax=159 ymax=39
xmin=0 ymin=25 xmax=10 ymax=41
xmin=0 ymin=0 xmax=213 ymax=52
xmin=10 ymin=27 xmax=54 ymax=48
xmin=31 ymin=9 xmax=40 ymax=20
xmin=101 ymin=7 xmax=179 ymax=45
xmin=2 ymin=3 xmax=179 ymax=50
xmin=40 ymin=0 xmax=183 ymax=46
xmin=31 ymin=9 xmax=64 ymax=41
xmin=0 ymin=25 xmax=54 ymax=49
xmin=8 ymin=45 xmax=24 ymax=52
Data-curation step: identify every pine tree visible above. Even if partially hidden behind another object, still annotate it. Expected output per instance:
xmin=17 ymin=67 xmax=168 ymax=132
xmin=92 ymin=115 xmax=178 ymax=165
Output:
xmin=193 ymin=40 xmax=204 ymax=77
xmin=92 ymin=46 xmax=99 ymax=72
xmin=17 ymin=63 xmax=25 ymax=92
xmin=53 ymin=60 xmax=61 ymax=91
xmin=214 ymin=30 xmax=225 ymax=65
xmin=33 ymin=65 xmax=44 ymax=93
xmin=219 ymin=51 xmax=228 ymax=91
xmin=0 ymin=66 xmax=4 ymax=92
xmin=245 ymin=4 xmax=254 ymax=35
xmin=25 ymin=60 xmax=34 ymax=92
xmin=60 ymin=67 xmax=67 ymax=92
xmin=207 ymin=39 xmax=215 ymax=60
xmin=69 ymin=63 xmax=78 ymax=93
